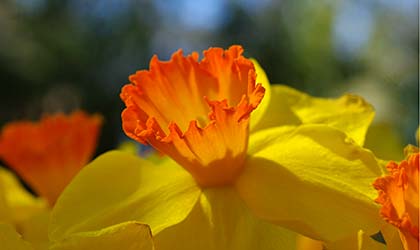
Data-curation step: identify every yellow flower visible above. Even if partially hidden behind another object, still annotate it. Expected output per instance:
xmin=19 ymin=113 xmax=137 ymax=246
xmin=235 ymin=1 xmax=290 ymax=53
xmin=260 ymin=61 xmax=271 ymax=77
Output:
xmin=0 ymin=111 xmax=102 ymax=206
xmin=49 ymin=46 xmax=384 ymax=249
xmin=373 ymin=148 xmax=419 ymax=250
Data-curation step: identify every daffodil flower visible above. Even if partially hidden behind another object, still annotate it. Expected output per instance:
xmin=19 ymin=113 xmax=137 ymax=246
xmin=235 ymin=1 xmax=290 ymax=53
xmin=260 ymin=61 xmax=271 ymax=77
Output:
xmin=0 ymin=111 xmax=102 ymax=206
xmin=373 ymin=147 xmax=419 ymax=250
xmin=0 ymin=111 xmax=102 ymax=249
xmin=49 ymin=46 xmax=384 ymax=249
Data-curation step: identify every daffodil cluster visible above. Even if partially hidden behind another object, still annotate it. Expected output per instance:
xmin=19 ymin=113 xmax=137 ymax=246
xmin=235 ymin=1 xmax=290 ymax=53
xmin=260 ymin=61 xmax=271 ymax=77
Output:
xmin=0 ymin=46 xmax=418 ymax=250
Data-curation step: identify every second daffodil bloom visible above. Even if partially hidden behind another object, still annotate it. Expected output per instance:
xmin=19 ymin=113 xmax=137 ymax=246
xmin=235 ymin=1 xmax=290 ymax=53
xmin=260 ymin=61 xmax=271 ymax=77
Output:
xmin=49 ymin=46 xmax=385 ymax=249
xmin=0 ymin=111 xmax=102 ymax=250
xmin=0 ymin=111 xmax=102 ymax=206
xmin=373 ymin=147 xmax=419 ymax=250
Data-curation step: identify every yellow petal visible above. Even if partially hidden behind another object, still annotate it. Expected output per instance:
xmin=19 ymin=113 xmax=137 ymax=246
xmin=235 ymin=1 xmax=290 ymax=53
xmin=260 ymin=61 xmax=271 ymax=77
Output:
xmin=155 ymin=187 xmax=297 ymax=250
xmin=0 ymin=171 xmax=12 ymax=224
xmin=250 ymin=58 xmax=272 ymax=130
xmin=0 ymin=223 xmax=34 ymax=250
xmin=296 ymin=231 xmax=388 ymax=250
xmin=50 ymin=150 xmax=201 ymax=241
xmin=18 ymin=210 xmax=50 ymax=250
xmin=381 ymin=224 xmax=405 ymax=250
xmin=236 ymin=125 xmax=384 ymax=241
xmin=116 ymin=140 xmax=140 ymax=155
xmin=50 ymin=221 xmax=154 ymax=250
xmin=0 ymin=167 xmax=46 ymax=224
xmin=0 ymin=168 xmax=49 ymax=250
xmin=325 ymin=230 xmax=386 ymax=250
xmin=251 ymin=86 xmax=302 ymax=132
xmin=254 ymin=85 xmax=374 ymax=145
xmin=296 ymin=235 xmax=323 ymax=250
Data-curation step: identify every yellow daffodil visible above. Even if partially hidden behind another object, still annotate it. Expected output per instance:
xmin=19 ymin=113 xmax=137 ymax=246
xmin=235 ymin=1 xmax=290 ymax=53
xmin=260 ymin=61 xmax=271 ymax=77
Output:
xmin=49 ymin=46 xmax=384 ymax=249
xmin=373 ymin=147 xmax=419 ymax=250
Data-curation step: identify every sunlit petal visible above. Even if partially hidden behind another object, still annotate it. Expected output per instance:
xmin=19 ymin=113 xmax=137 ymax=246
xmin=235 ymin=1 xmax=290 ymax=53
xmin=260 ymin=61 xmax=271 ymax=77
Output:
xmin=236 ymin=124 xmax=384 ymax=241
xmin=49 ymin=151 xmax=201 ymax=242
xmin=155 ymin=188 xmax=297 ymax=250
xmin=50 ymin=221 xmax=154 ymax=250
xmin=249 ymin=58 xmax=272 ymax=130
xmin=253 ymin=85 xmax=374 ymax=145
xmin=250 ymin=85 xmax=301 ymax=132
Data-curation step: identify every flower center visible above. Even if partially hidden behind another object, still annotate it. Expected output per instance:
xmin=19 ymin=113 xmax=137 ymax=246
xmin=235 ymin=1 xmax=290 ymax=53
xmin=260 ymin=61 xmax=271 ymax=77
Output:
xmin=121 ymin=45 xmax=265 ymax=187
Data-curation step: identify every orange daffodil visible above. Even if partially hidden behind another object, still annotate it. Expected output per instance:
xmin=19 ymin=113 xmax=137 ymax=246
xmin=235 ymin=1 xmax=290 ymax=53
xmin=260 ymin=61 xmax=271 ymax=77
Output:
xmin=49 ymin=46 xmax=385 ymax=249
xmin=373 ymin=148 xmax=419 ymax=250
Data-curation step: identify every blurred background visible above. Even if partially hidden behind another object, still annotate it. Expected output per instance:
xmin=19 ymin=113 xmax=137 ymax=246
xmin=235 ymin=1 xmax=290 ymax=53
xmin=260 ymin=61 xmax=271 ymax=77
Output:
xmin=0 ymin=0 xmax=418 ymax=160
